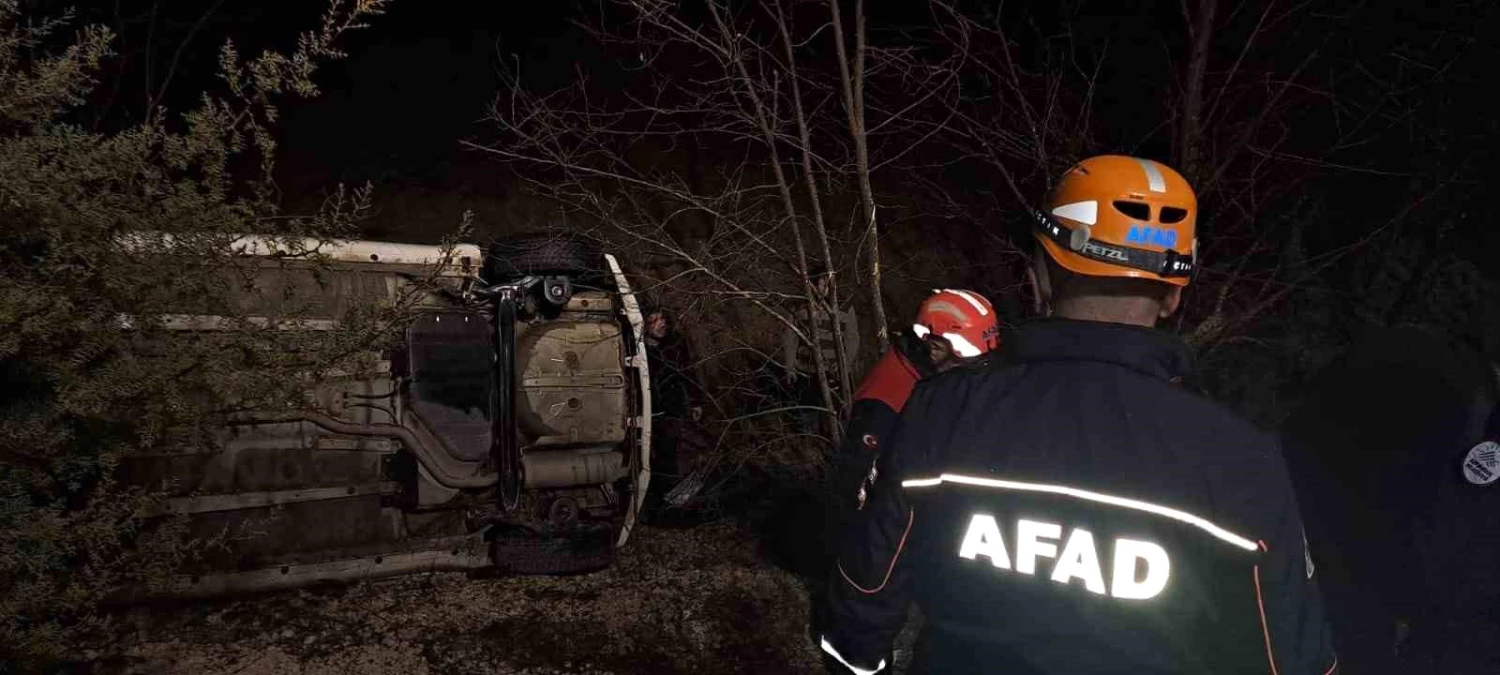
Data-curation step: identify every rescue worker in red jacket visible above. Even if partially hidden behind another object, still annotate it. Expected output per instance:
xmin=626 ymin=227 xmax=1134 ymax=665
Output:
xmin=814 ymin=289 xmax=1001 ymax=649
xmin=829 ymin=289 xmax=1002 ymax=544
xmin=819 ymin=155 xmax=1337 ymax=674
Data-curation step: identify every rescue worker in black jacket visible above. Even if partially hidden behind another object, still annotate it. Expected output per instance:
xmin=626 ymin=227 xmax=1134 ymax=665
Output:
xmin=819 ymin=155 xmax=1338 ymax=675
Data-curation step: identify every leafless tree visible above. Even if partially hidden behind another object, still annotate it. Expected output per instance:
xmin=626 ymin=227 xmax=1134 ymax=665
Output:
xmin=931 ymin=0 xmax=1470 ymax=369
xmin=472 ymin=0 xmax=1467 ymax=461
xmin=1166 ymin=0 xmax=1472 ymax=356
xmin=471 ymin=0 xmax=969 ymax=454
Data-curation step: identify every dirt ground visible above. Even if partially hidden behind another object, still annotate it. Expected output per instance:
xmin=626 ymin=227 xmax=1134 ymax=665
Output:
xmin=84 ymin=522 xmax=880 ymax=675
xmin=72 ymin=510 xmax=1500 ymax=675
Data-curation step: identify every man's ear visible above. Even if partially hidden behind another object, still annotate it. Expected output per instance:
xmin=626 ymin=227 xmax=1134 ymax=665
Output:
xmin=1025 ymin=265 xmax=1043 ymax=315
xmin=1160 ymin=285 xmax=1183 ymax=319
xmin=1028 ymin=256 xmax=1052 ymax=316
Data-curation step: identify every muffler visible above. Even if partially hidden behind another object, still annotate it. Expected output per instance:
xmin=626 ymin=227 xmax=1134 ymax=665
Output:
xmin=522 ymin=446 xmax=628 ymax=489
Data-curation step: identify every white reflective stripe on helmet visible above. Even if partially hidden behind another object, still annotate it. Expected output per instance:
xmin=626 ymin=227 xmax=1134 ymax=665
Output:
xmin=944 ymin=289 xmax=990 ymax=317
xmin=941 ymin=332 xmax=983 ymax=358
xmin=820 ymin=636 xmax=887 ymax=675
xmin=923 ymin=300 xmax=969 ymax=325
xmin=1136 ymin=158 xmax=1167 ymax=193
xmin=911 ymin=323 xmax=931 ymax=338
xmin=1050 ymin=200 xmax=1098 ymax=226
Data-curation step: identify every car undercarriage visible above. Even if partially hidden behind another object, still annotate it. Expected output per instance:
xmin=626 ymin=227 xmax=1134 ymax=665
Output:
xmin=117 ymin=235 xmax=652 ymax=599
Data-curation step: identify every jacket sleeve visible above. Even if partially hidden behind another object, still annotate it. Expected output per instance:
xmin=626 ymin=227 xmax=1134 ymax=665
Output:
xmin=820 ymin=408 xmax=919 ymax=674
xmin=825 ymin=400 xmax=902 ymax=554
xmin=1257 ymin=441 xmax=1340 ymax=674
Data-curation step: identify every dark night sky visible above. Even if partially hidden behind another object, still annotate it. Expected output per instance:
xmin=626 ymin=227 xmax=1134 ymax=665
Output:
xmin=274 ymin=0 xmax=585 ymax=189
xmin=36 ymin=0 xmax=1500 ymax=273
xmin=52 ymin=0 xmax=583 ymax=190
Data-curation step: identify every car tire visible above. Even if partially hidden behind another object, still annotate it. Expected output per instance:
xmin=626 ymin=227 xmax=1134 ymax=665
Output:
xmin=490 ymin=524 xmax=616 ymax=575
xmin=484 ymin=234 xmax=600 ymax=281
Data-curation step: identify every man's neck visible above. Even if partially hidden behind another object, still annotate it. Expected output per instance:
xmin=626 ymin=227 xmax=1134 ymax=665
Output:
xmin=1052 ymin=298 xmax=1161 ymax=328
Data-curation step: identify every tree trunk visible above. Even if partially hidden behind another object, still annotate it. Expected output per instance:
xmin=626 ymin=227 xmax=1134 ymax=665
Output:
xmin=829 ymin=0 xmax=890 ymax=356
xmin=773 ymin=0 xmax=855 ymax=409
xmin=705 ymin=0 xmax=843 ymax=447
xmin=1177 ymin=0 xmax=1217 ymax=186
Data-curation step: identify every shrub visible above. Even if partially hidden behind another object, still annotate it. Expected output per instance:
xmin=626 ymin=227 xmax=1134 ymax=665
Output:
xmin=0 ymin=0 xmax=463 ymax=667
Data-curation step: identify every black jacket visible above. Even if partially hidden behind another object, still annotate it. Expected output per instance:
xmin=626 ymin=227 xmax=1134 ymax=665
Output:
xmin=821 ymin=318 xmax=1337 ymax=675
xmin=646 ymin=336 xmax=699 ymax=420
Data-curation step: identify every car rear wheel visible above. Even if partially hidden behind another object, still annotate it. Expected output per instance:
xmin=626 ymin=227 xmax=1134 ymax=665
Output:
xmin=485 ymin=234 xmax=600 ymax=280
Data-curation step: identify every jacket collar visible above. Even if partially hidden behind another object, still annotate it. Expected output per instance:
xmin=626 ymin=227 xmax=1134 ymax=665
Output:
xmin=1004 ymin=318 xmax=1193 ymax=383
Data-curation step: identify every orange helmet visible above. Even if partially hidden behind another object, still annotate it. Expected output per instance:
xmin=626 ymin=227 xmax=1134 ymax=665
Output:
xmin=1032 ymin=155 xmax=1198 ymax=287
xmin=911 ymin=289 xmax=1000 ymax=358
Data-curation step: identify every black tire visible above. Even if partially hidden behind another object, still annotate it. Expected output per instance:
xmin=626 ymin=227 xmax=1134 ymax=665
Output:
xmin=484 ymin=234 xmax=600 ymax=281
xmin=490 ymin=524 xmax=616 ymax=575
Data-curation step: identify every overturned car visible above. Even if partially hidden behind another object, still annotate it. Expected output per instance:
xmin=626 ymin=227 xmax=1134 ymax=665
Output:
xmin=120 ymin=235 xmax=652 ymax=598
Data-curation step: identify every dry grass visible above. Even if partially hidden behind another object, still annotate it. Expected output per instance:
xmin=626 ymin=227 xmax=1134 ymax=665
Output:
xmin=87 ymin=523 xmax=826 ymax=675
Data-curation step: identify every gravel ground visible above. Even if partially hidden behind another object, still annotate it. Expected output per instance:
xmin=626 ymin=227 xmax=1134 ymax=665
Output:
xmin=87 ymin=522 xmax=835 ymax=675
xmin=74 ymin=511 xmax=1498 ymax=675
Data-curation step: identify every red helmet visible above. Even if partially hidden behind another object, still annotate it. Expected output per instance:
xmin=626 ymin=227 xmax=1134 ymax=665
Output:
xmin=912 ymin=289 xmax=1000 ymax=358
